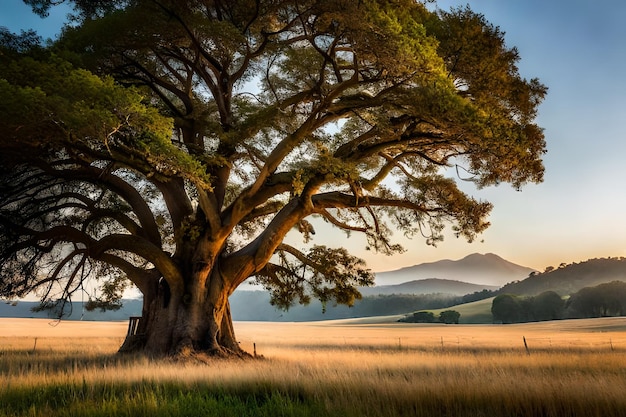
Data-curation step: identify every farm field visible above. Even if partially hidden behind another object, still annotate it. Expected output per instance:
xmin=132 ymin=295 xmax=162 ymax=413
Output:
xmin=2 ymin=317 xmax=626 ymax=416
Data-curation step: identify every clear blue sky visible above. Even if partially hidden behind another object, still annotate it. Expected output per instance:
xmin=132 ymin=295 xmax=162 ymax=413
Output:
xmin=1 ymin=0 xmax=625 ymax=272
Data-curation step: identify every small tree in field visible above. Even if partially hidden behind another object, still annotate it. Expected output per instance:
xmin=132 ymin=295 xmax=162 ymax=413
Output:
xmin=439 ymin=310 xmax=460 ymax=324
xmin=0 ymin=1 xmax=546 ymax=356
xmin=400 ymin=311 xmax=436 ymax=323
xmin=491 ymin=294 xmax=526 ymax=324
xmin=530 ymin=290 xmax=564 ymax=321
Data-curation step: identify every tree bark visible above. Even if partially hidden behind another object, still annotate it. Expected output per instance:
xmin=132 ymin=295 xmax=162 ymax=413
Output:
xmin=118 ymin=267 xmax=246 ymax=358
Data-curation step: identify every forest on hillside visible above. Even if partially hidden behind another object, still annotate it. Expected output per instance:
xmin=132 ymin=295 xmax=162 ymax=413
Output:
xmin=498 ymin=257 xmax=626 ymax=296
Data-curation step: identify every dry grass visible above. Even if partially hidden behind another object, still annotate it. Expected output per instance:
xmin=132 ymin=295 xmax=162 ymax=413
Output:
xmin=2 ymin=317 xmax=626 ymax=416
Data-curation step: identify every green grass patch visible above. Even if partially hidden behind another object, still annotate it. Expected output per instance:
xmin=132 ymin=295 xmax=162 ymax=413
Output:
xmin=0 ymin=382 xmax=326 ymax=417
xmin=3 ymin=377 xmax=624 ymax=417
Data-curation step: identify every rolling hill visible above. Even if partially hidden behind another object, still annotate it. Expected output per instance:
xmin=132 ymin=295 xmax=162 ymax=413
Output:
xmin=498 ymin=257 xmax=626 ymax=296
xmin=425 ymin=297 xmax=495 ymax=324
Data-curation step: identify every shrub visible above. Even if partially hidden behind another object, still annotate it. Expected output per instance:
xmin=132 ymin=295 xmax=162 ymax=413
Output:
xmin=439 ymin=310 xmax=461 ymax=324
xmin=399 ymin=311 xmax=435 ymax=323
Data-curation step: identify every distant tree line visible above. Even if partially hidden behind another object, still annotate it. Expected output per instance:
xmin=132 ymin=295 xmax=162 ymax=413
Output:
xmin=491 ymin=281 xmax=626 ymax=323
xmin=230 ymin=292 xmax=464 ymax=322
xmin=23 ymin=290 xmax=494 ymax=323
xmin=566 ymin=281 xmax=626 ymax=318
xmin=460 ymin=289 xmax=497 ymax=304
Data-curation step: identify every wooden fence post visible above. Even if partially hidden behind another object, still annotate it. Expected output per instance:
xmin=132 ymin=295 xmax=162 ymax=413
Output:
xmin=523 ymin=336 xmax=530 ymax=356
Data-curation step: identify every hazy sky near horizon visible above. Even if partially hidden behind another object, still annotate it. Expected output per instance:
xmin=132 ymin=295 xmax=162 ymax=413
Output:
xmin=1 ymin=1 xmax=626 ymax=273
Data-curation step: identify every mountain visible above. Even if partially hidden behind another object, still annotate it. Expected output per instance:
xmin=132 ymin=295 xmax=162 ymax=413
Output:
xmin=374 ymin=253 xmax=535 ymax=287
xmin=498 ymin=257 xmax=626 ymax=296
xmin=360 ymin=278 xmax=499 ymax=296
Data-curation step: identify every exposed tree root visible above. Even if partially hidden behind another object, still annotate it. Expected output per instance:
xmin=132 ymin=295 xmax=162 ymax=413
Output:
xmin=118 ymin=334 xmax=258 ymax=361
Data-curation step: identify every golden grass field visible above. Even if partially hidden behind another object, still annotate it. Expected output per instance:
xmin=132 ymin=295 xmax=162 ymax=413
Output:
xmin=2 ymin=317 xmax=626 ymax=416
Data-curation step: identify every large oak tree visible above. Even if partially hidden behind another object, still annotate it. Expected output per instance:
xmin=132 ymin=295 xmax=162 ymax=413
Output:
xmin=0 ymin=0 xmax=546 ymax=356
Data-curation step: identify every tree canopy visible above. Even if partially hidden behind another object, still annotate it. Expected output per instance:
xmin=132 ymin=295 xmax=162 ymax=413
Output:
xmin=0 ymin=0 xmax=546 ymax=356
xmin=566 ymin=281 xmax=626 ymax=318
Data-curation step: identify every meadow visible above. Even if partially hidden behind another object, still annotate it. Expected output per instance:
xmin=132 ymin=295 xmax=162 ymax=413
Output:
xmin=2 ymin=317 xmax=626 ymax=416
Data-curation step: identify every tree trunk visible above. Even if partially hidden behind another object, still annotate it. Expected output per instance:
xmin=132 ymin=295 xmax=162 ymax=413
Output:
xmin=119 ymin=269 xmax=247 ymax=358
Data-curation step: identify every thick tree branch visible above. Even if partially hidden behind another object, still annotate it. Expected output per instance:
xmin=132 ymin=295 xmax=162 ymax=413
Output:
xmin=312 ymin=191 xmax=437 ymax=213
xmin=91 ymin=233 xmax=183 ymax=294
xmin=49 ymin=166 xmax=163 ymax=247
